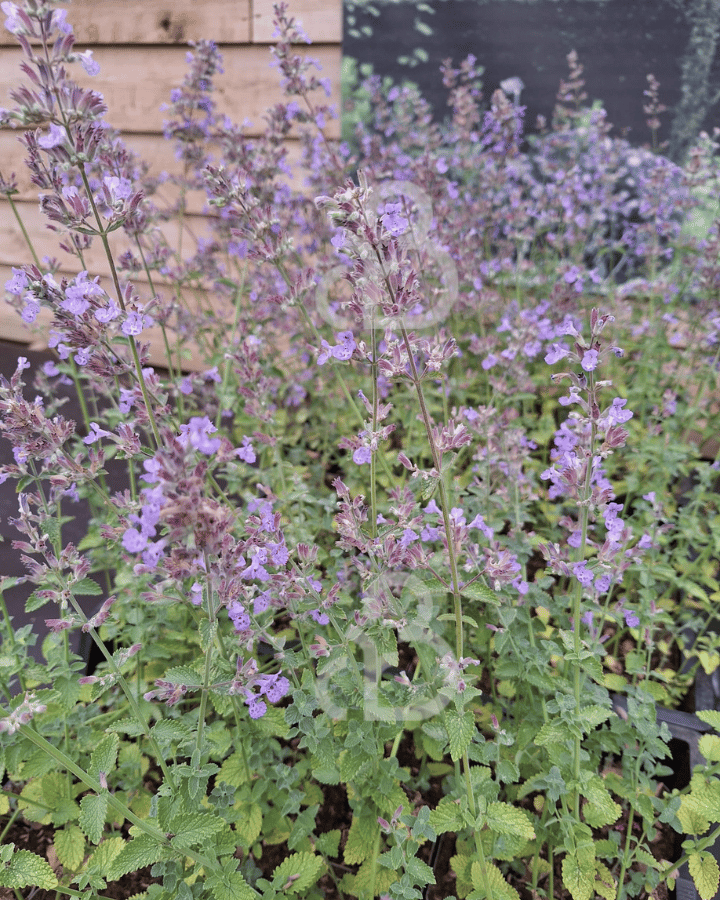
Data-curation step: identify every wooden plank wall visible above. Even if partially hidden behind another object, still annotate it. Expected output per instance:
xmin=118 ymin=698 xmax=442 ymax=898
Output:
xmin=0 ymin=0 xmax=342 ymax=364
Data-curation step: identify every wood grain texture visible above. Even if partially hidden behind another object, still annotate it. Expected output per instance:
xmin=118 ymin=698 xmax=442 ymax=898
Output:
xmin=0 ymin=44 xmax=341 ymax=137
xmin=0 ymin=131 xmax=311 ymax=211
xmin=0 ymin=0 xmax=341 ymax=46
xmin=252 ymin=0 xmax=342 ymax=43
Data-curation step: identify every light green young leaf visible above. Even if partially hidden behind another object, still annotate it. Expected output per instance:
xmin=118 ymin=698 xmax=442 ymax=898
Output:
xmin=271 ymin=851 xmax=324 ymax=893
xmin=446 ymin=709 xmax=474 ymax=762
xmin=428 ymin=796 xmax=464 ymax=833
xmin=697 ymin=710 xmax=720 ymax=732
xmin=0 ymin=849 xmax=58 ymax=889
xmin=71 ymin=577 xmax=103 ymax=596
xmin=85 ymin=835 xmax=124 ymax=874
xmin=315 ymin=829 xmax=340 ymax=858
xmin=583 ymin=777 xmax=621 ymax=829
xmin=218 ymin=751 xmax=251 ymax=788
xmin=678 ymin=795 xmax=711 ymax=836
xmin=54 ymin=823 xmax=85 ymax=871
xmin=344 ymin=813 xmax=380 ymax=865
xmin=234 ymin=803 xmax=263 ymax=847
xmin=689 ymin=851 xmax=720 ymax=900
xmin=79 ymin=792 xmax=108 ymax=845
xmin=106 ymin=835 xmax=167 ymax=881
xmin=699 ymin=734 xmax=720 ymax=764
xmin=562 ymin=844 xmax=596 ymax=900
xmin=470 ymin=860 xmax=520 ymax=900
xmin=169 ymin=812 xmax=226 ymax=848
xmin=576 ymin=705 xmax=612 ymax=732
xmin=484 ymin=802 xmax=535 ymax=841
xmin=460 ymin=581 xmax=500 ymax=606
xmin=89 ymin=732 xmax=119 ymax=782
xmin=206 ymin=871 xmax=256 ymax=900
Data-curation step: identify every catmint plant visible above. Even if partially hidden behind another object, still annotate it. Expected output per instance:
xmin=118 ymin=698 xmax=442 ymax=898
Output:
xmin=1 ymin=2 xmax=720 ymax=899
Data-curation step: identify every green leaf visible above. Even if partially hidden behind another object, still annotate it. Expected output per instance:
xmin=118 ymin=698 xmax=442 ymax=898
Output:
xmin=344 ymin=813 xmax=380 ymax=865
xmin=206 ymin=871 xmax=256 ymax=900
xmin=79 ymin=792 xmax=108 ymax=844
xmin=71 ymin=577 xmax=103 ymax=596
xmin=689 ymin=851 xmax=720 ymax=900
xmin=446 ymin=709 xmax=474 ymax=762
xmin=0 ymin=849 xmax=58 ymax=889
xmin=429 ymin=797 xmax=464 ymax=833
xmin=315 ymin=829 xmax=340 ymax=858
xmin=161 ymin=666 xmax=204 ymax=689
xmin=54 ymin=824 xmax=85 ymax=871
xmin=25 ymin=591 xmax=51 ymax=613
xmin=699 ymin=734 xmax=720 ymax=763
xmin=89 ymin=733 xmax=119 ymax=781
xmin=107 ymin=835 xmax=167 ymax=881
xmin=594 ymin=861 xmax=617 ymax=900
xmin=583 ymin=777 xmax=621 ymax=829
xmin=460 ymin=581 xmax=500 ymax=606
xmin=678 ymin=796 xmax=711 ymax=835
xmin=106 ymin=718 xmax=146 ymax=737
xmin=218 ymin=751 xmax=251 ymax=788
xmin=534 ymin=720 xmax=569 ymax=747
xmin=562 ymin=845 xmax=596 ymax=900
xmin=85 ymin=835 xmax=124 ymax=874
xmin=576 ymin=705 xmax=612 ymax=733
xmin=484 ymin=802 xmax=535 ymax=841
xmin=169 ymin=812 xmax=226 ymax=848
xmin=470 ymin=860 xmax=520 ymax=900
xmin=406 ymin=854 xmax=436 ymax=885
xmin=235 ymin=803 xmax=263 ymax=847
xmin=697 ymin=710 xmax=720 ymax=732
xmin=271 ymin=851 xmax=324 ymax=893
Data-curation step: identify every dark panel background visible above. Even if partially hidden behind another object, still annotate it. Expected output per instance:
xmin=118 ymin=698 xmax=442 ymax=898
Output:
xmin=343 ymin=0 xmax=709 ymax=153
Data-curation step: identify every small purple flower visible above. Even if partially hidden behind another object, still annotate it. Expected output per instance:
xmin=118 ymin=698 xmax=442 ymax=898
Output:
xmin=381 ymin=202 xmax=409 ymax=236
xmin=78 ymin=50 xmax=100 ymax=76
xmin=581 ymin=349 xmax=599 ymax=372
xmin=38 ymin=123 xmax=66 ymax=150
xmin=623 ymin=609 xmax=640 ymax=628
xmin=310 ymin=608 xmax=330 ymax=625
xmin=5 ymin=268 xmax=28 ymax=295
xmin=74 ymin=347 xmax=92 ymax=366
xmin=83 ymin=422 xmax=112 ymax=444
xmin=235 ymin=436 xmax=256 ymax=463
xmin=545 ymin=343 xmax=569 ymax=365
xmin=353 ymin=446 xmax=372 ymax=465
xmin=122 ymin=528 xmax=147 ymax=553
xmin=178 ymin=416 xmax=222 ymax=455
xmin=247 ymin=697 xmax=267 ymax=719
xmin=122 ymin=310 xmax=148 ymax=336
xmin=573 ymin=561 xmax=594 ymax=588
xmin=21 ymin=299 xmax=40 ymax=323
xmin=94 ymin=301 xmax=120 ymax=323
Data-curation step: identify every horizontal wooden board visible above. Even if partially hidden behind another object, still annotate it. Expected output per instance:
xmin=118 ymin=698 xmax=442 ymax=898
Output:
xmin=253 ymin=0 xmax=342 ymax=43
xmin=0 ymin=131 xmax=314 ymax=213
xmin=0 ymin=44 xmax=341 ymax=138
xmin=0 ymin=0 xmax=341 ymax=46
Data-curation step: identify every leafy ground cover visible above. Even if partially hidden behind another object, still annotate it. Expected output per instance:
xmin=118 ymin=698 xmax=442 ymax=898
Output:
xmin=2 ymin=2 xmax=720 ymax=899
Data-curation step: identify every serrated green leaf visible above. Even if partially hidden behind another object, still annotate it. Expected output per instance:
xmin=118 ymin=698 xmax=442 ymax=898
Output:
xmin=406 ymin=854 xmax=436 ymax=885
xmin=697 ymin=710 xmax=720 ymax=732
xmin=251 ymin=705 xmax=289 ymax=738
xmin=0 ymin=849 xmax=58 ymax=889
xmin=470 ymin=860 xmax=520 ymax=900
xmin=460 ymin=581 xmax=500 ymax=606
xmin=218 ymin=751 xmax=251 ymax=788
xmin=534 ymin=720 xmax=569 ymax=747
xmin=54 ymin=824 xmax=85 ymax=871
xmin=429 ymin=797 xmax=464 ymax=833
xmin=678 ymin=796 xmax=711 ymax=835
xmin=107 ymin=835 xmax=168 ymax=881
xmin=106 ymin=718 xmax=146 ymax=736
xmin=577 ymin=705 xmax=612 ymax=732
xmin=689 ymin=851 xmax=720 ymax=900
xmin=339 ymin=749 xmax=373 ymax=783
xmin=446 ymin=709 xmax=474 ymax=762
xmin=161 ymin=666 xmax=203 ymax=688
xmin=25 ymin=591 xmax=51 ymax=613
xmin=199 ymin=617 xmax=217 ymax=652
xmin=484 ymin=802 xmax=535 ymax=841
xmin=89 ymin=733 xmax=119 ymax=781
xmin=594 ymin=861 xmax=616 ymax=900
xmin=315 ymin=829 xmax=340 ymax=858
xmin=85 ymin=835 xmax=124 ymax=874
xmin=344 ymin=813 xmax=380 ymax=865
xmin=272 ymin=851 xmax=324 ymax=893
xmin=562 ymin=845 xmax=595 ymax=900
xmin=235 ymin=803 xmax=263 ymax=847
xmin=699 ymin=734 xmax=720 ymax=763
xmin=79 ymin=792 xmax=108 ymax=844
xmin=169 ymin=812 xmax=226 ymax=848
xmin=206 ymin=871 xmax=256 ymax=900
xmin=71 ymin=577 xmax=103 ymax=596
xmin=583 ymin=777 xmax=621 ymax=829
